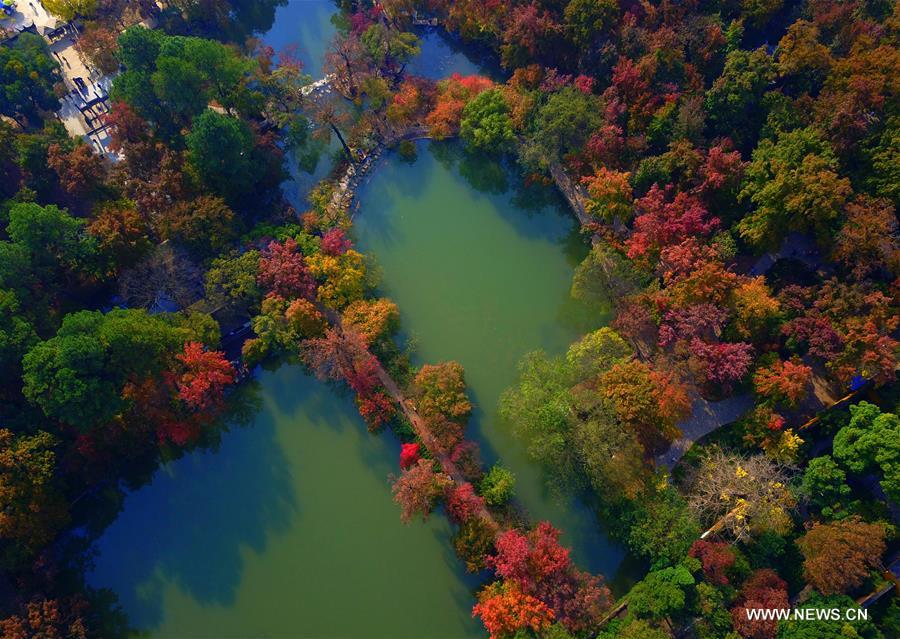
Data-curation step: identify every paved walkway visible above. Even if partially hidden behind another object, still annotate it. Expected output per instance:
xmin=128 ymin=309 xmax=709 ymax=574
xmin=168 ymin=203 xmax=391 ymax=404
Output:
xmin=656 ymin=392 xmax=755 ymax=470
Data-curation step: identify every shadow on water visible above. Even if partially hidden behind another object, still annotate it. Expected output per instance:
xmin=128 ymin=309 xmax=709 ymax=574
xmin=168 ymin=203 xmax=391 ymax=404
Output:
xmin=86 ymin=380 xmax=297 ymax=631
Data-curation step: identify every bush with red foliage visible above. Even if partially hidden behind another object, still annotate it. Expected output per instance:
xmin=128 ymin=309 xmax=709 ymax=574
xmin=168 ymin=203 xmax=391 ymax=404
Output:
xmin=399 ymin=442 xmax=421 ymax=469
xmin=689 ymin=539 xmax=736 ymax=586
xmin=321 ymin=228 xmax=352 ymax=256
xmin=730 ymin=569 xmax=789 ymax=639
xmin=627 ymin=185 xmax=720 ymax=259
xmin=472 ymin=582 xmax=555 ymax=639
xmin=258 ymin=238 xmax=317 ymax=300
xmin=174 ymin=342 xmax=236 ymax=411
xmin=445 ymin=482 xmax=485 ymax=524
xmin=489 ymin=522 xmax=612 ymax=631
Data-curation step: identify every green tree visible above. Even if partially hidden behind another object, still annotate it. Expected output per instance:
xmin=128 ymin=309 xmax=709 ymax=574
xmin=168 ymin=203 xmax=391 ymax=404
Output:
xmin=564 ymin=0 xmax=619 ymax=50
xmin=625 ymin=487 xmax=700 ymax=566
xmin=0 ymin=429 xmax=68 ymax=564
xmin=360 ymin=23 xmax=420 ymax=70
xmin=41 ymin=0 xmax=96 ymax=20
xmin=460 ymin=88 xmax=515 ymax=151
xmin=521 ymin=87 xmax=601 ymax=170
xmin=705 ymin=47 xmax=775 ymax=147
xmin=738 ymin=127 xmax=852 ymax=248
xmin=479 ymin=463 xmax=515 ymax=506
xmin=204 ymin=250 xmax=262 ymax=311
xmin=627 ymin=564 xmax=696 ymax=622
xmin=565 ymin=327 xmax=632 ymax=380
xmin=6 ymin=202 xmax=99 ymax=282
xmin=0 ymin=290 xmax=38 ymax=382
xmin=0 ymin=33 xmax=60 ymax=127
xmin=832 ymin=402 xmax=900 ymax=503
xmin=185 ymin=110 xmax=255 ymax=205
xmin=801 ymin=456 xmax=851 ymax=519
xmin=500 ymin=350 xmax=576 ymax=487
xmin=22 ymin=309 xmax=192 ymax=428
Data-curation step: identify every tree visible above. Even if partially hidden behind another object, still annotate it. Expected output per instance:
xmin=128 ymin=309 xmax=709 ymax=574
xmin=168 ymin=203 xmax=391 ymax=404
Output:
xmin=204 ymin=250 xmax=262 ymax=311
xmin=185 ymin=110 xmax=256 ymax=205
xmin=0 ymin=429 xmax=68 ymax=562
xmin=521 ymin=87 xmax=601 ymax=170
xmin=753 ymin=358 xmax=813 ymax=408
xmin=321 ymin=228 xmax=352 ymax=256
xmin=599 ymin=359 xmax=690 ymax=453
xmin=0 ymin=290 xmax=38 ymax=382
xmin=776 ymin=20 xmax=832 ymax=91
xmin=47 ymin=142 xmax=108 ymax=205
xmin=22 ymin=309 xmax=190 ymax=428
xmin=688 ymin=339 xmax=754 ymax=392
xmin=738 ymin=128 xmax=852 ymax=249
xmin=730 ymin=569 xmax=788 ymax=639
xmin=0 ymin=33 xmax=60 ymax=126
xmin=500 ymin=351 xmax=576 ymax=485
xmin=7 ymin=202 xmax=97 ymax=280
xmin=391 ymin=458 xmax=452 ymax=523
xmin=797 ymin=517 xmax=886 ymax=595
xmin=731 ymin=277 xmax=781 ymax=342
xmin=689 ymin=540 xmax=736 ymax=586
xmin=704 ymin=47 xmax=775 ymax=146
xmin=119 ymin=244 xmax=203 ymax=311
xmin=489 ymin=522 xmax=611 ymax=631
xmin=832 ymin=196 xmax=899 ymax=280
xmin=173 ymin=341 xmax=235 ymax=410
xmin=75 ymin=22 xmax=120 ymax=75
xmin=453 ymin=515 xmax=498 ymax=573
xmin=582 ymin=167 xmax=633 ymax=223
xmin=87 ymin=201 xmax=152 ymax=271
xmin=499 ymin=3 xmax=560 ymax=67
xmin=0 ymin=597 xmax=88 ymax=639
xmin=565 ymin=328 xmax=632 ymax=381
xmin=426 ymin=74 xmax=494 ymax=139
xmin=624 ymin=487 xmax=700 ymax=566
xmin=412 ymin=362 xmax=472 ymax=425
xmin=832 ymin=402 xmax=900 ymax=503
xmin=162 ymin=195 xmax=237 ymax=257
xmin=41 ymin=0 xmax=96 ymax=20
xmin=445 ymin=482 xmax=485 ymax=524
xmin=306 ymin=249 xmax=367 ymax=310
xmin=257 ymin=238 xmax=317 ymax=300
xmin=460 ymin=88 xmax=515 ymax=151
xmin=687 ymin=448 xmax=795 ymax=541
xmin=472 ymin=581 xmax=555 ymax=639
xmin=360 ymin=23 xmax=420 ymax=71
xmin=627 ymin=186 xmax=719 ymax=260
xmin=341 ymin=298 xmax=399 ymax=347
xmin=627 ymin=564 xmax=695 ymax=622
xmin=563 ymin=0 xmax=619 ymax=50
xmin=399 ymin=442 xmax=420 ymax=470
xmin=479 ymin=463 xmax=515 ymax=506
xmin=800 ymin=456 xmax=851 ymax=519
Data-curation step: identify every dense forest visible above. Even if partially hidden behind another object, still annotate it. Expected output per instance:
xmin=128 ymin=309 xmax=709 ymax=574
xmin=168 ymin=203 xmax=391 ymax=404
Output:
xmin=0 ymin=0 xmax=898 ymax=638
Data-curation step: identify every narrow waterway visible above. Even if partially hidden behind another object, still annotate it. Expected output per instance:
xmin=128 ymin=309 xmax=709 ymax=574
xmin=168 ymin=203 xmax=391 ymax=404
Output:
xmin=353 ymin=141 xmax=627 ymax=579
xmin=261 ymin=0 xmax=338 ymax=76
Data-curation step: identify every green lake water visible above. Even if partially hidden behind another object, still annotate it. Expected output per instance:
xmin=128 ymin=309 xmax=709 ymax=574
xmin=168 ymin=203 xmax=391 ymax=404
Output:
xmin=354 ymin=142 xmax=626 ymax=579
xmin=88 ymin=369 xmax=484 ymax=638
